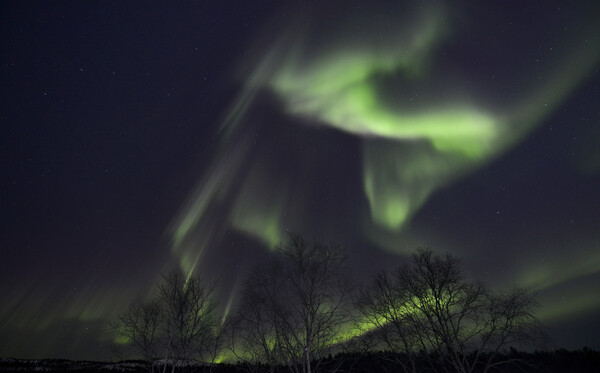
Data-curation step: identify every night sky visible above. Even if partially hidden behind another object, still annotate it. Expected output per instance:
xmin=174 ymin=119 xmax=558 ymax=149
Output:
xmin=2 ymin=0 xmax=599 ymax=360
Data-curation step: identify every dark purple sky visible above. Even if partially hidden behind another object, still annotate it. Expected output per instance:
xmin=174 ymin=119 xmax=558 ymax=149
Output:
xmin=1 ymin=0 xmax=599 ymax=360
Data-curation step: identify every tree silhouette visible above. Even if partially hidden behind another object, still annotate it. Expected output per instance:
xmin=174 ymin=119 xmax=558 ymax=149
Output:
xmin=157 ymin=270 xmax=218 ymax=371
xmin=114 ymin=270 xmax=219 ymax=373
xmin=113 ymin=299 xmax=161 ymax=373
xmin=231 ymin=234 xmax=354 ymax=373
xmin=356 ymin=249 xmax=547 ymax=373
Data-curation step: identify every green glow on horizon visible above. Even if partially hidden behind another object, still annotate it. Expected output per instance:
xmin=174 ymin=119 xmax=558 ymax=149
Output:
xmin=517 ymin=250 xmax=600 ymax=293
xmin=537 ymin=294 xmax=600 ymax=322
xmin=328 ymin=293 xmax=449 ymax=349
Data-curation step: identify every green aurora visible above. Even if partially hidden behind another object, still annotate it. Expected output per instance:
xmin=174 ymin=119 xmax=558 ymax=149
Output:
xmin=2 ymin=0 xmax=600 ymax=360
xmin=168 ymin=1 xmax=600 ymax=335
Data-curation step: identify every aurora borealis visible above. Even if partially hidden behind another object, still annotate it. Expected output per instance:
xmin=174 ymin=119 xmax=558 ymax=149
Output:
xmin=2 ymin=0 xmax=600 ymax=360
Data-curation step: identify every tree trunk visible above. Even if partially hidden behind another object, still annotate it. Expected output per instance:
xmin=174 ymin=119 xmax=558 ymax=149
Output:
xmin=305 ymin=350 xmax=311 ymax=373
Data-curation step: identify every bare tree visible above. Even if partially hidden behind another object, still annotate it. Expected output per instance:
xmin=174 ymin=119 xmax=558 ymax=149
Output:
xmin=357 ymin=249 xmax=548 ymax=373
xmin=228 ymin=263 xmax=281 ymax=371
xmin=477 ymin=286 xmax=548 ymax=373
xmin=355 ymin=272 xmax=422 ymax=373
xmin=114 ymin=270 xmax=219 ymax=373
xmin=202 ymin=322 xmax=228 ymax=373
xmin=232 ymin=234 xmax=354 ymax=373
xmin=157 ymin=270 xmax=218 ymax=372
xmin=113 ymin=299 xmax=162 ymax=373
